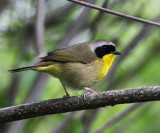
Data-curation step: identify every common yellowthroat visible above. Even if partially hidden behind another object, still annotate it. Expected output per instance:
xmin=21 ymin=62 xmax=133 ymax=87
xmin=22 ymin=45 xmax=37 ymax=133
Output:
xmin=9 ymin=39 xmax=121 ymax=96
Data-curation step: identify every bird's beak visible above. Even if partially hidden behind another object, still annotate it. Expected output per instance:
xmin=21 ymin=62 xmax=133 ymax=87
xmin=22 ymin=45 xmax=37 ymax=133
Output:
xmin=112 ymin=51 xmax=121 ymax=55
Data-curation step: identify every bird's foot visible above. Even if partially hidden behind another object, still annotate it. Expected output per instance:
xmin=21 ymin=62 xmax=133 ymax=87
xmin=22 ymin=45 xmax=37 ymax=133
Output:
xmin=63 ymin=94 xmax=70 ymax=98
xmin=63 ymin=92 xmax=70 ymax=98
xmin=83 ymin=87 xmax=96 ymax=98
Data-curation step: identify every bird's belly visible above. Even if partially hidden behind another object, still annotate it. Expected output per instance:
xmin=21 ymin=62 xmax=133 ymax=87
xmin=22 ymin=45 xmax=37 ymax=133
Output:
xmin=57 ymin=62 xmax=100 ymax=90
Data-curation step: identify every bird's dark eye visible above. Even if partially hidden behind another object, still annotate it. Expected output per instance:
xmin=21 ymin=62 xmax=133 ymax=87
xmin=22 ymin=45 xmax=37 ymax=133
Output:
xmin=95 ymin=45 xmax=116 ymax=58
xmin=102 ymin=45 xmax=107 ymax=49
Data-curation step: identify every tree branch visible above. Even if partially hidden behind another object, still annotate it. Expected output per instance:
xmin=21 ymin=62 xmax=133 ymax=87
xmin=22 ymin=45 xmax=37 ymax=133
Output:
xmin=67 ymin=0 xmax=160 ymax=27
xmin=0 ymin=86 xmax=160 ymax=123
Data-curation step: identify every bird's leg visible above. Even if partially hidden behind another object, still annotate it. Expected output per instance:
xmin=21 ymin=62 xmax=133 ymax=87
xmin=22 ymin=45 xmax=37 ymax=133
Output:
xmin=59 ymin=79 xmax=70 ymax=97
xmin=83 ymin=87 xmax=96 ymax=97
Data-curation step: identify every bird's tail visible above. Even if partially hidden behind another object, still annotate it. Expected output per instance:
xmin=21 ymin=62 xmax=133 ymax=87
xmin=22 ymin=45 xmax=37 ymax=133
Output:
xmin=8 ymin=62 xmax=53 ymax=72
xmin=8 ymin=65 xmax=37 ymax=72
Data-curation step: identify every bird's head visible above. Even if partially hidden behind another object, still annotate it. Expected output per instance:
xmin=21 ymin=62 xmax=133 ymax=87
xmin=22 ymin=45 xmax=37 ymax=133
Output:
xmin=92 ymin=39 xmax=121 ymax=58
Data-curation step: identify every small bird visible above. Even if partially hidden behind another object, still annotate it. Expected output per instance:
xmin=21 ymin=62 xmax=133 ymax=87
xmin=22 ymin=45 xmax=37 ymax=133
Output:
xmin=9 ymin=39 xmax=121 ymax=96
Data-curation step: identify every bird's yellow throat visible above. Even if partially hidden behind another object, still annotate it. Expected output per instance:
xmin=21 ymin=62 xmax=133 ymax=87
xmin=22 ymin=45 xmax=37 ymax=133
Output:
xmin=100 ymin=54 xmax=115 ymax=79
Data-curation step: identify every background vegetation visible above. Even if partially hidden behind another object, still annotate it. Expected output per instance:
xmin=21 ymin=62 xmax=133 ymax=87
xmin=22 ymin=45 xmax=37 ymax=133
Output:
xmin=0 ymin=0 xmax=160 ymax=133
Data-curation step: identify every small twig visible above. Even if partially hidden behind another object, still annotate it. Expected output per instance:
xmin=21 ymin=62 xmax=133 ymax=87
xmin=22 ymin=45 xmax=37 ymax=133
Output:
xmin=45 ymin=3 xmax=75 ymax=27
xmin=67 ymin=0 xmax=160 ymax=27
xmin=0 ymin=86 xmax=160 ymax=123
xmin=35 ymin=0 xmax=46 ymax=55
xmin=81 ymin=109 xmax=99 ymax=133
xmin=50 ymin=112 xmax=75 ymax=133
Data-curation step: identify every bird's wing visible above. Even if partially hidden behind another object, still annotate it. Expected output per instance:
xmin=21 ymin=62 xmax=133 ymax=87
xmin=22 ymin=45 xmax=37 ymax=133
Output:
xmin=40 ymin=43 xmax=97 ymax=63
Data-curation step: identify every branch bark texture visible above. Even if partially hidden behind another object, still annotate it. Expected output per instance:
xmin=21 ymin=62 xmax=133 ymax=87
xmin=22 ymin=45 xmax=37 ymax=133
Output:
xmin=0 ymin=86 xmax=160 ymax=123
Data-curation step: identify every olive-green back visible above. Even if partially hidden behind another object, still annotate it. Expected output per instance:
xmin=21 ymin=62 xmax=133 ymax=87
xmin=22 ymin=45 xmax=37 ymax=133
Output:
xmin=40 ymin=42 xmax=97 ymax=63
